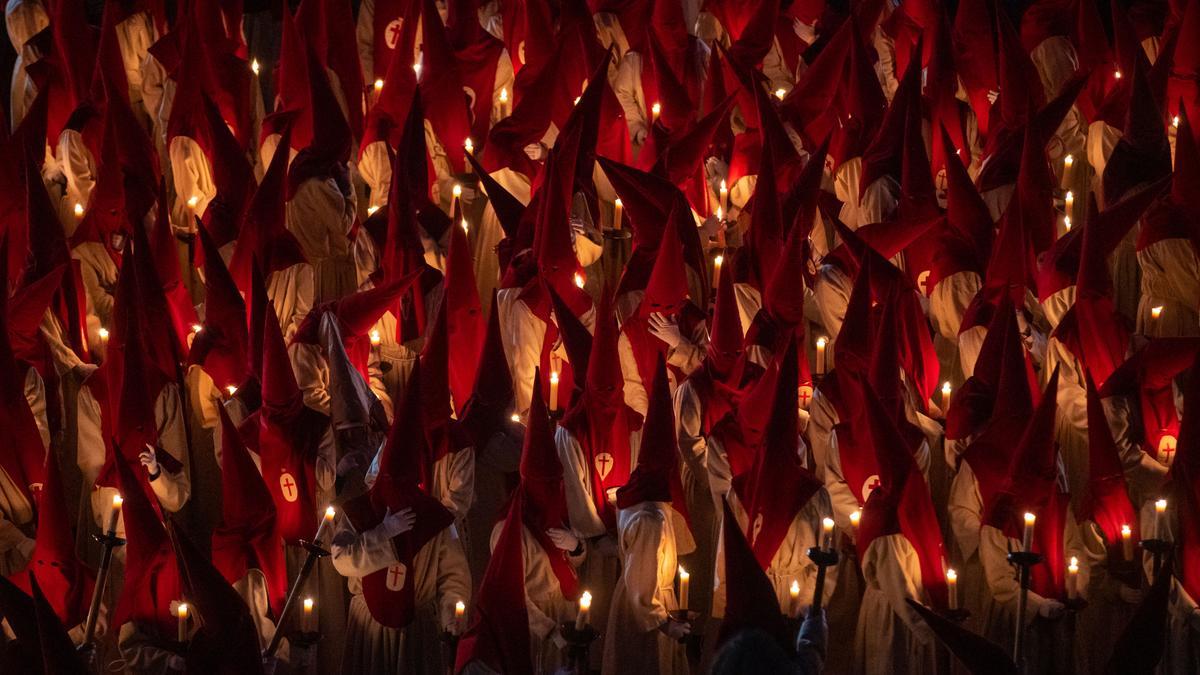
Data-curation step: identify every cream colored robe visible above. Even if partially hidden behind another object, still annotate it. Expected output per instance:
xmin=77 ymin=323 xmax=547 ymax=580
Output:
xmin=331 ymin=514 xmax=472 ymax=674
xmin=1136 ymin=238 xmax=1200 ymax=337
xmin=489 ymin=519 xmax=585 ymax=674
xmin=168 ymin=136 xmax=216 ymax=233
xmin=853 ymin=534 xmax=938 ymax=675
xmin=57 ymin=129 xmax=96 ymax=231
xmin=287 ymin=177 xmax=358 ymax=306
xmin=602 ymin=502 xmax=690 ymax=675
xmin=71 ymin=242 xmax=119 ymax=351
xmin=5 ymin=0 xmax=46 ymax=133
xmin=710 ymin=487 xmax=836 ymax=620
xmin=613 ymin=291 xmax=708 ymax=418
xmin=0 ymin=367 xmax=49 ymax=576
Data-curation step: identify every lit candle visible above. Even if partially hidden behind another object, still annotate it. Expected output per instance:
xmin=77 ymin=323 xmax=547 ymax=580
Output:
xmin=789 ymin=579 xmax=801 ymax=618
xmin=451 ymin=183 xmax=462 ymax=215
xmin=1114 ymin=69 xmax=1122 ymax=79
xmin=370 ymin=329 xmax=382 ymax=347
xmin=712 ymin=254 xmax=723 ymax=289
xmin=775 ymin=88 xmax=786 ymax=100
xmin=678 ymin=566 xmax=690 ymax=609
xmin=98 ymin=327 xmax=110 ymax=342
xmin=191 ymin=323 xmax=203 ymax=335
xmin=1064 ymin=190 xmax=1074 ymax=214
xmin=186 ymin=195 xmax=199 ymax=211
xmin=107 ymin=494 xmax=123 ymax=535
xmin=549 ymin=370 xmax=560 ymax=412
xmin=1064 ymin=215 xmax=1072 ymax=232
xmin=251 ymin=59 xmax=261 ymax=76
xmin=74 ymin=202 xmax=84 ymax=219
xmin=226 ymin=385 xmax=238 ymax=397
xmin=941 ymin=381 xmax=952 ymax=411
xmin=413 ymin=62 xmax=422 ymax=79
xmin=510 ymin=413 xmax=521 ymax=423
xmin=464 ymin=138 xmax=474 ymax=174
xmin=499 ymin=87 xmax=509 ymax=117
xmin=1151 ymin=305 xmax=1163 ymax=321
xmin=573 ymin=272 xmax=585 ymax=289
xmin=314 ymin=505 xmax=336 ymax=543
xmin=815 ymin=337 xmax=827 ymax=376
xmin=374 ymin=78 xmax=384 ymax=92
xmin=1067 ymin=557 xmax=1079 ymax=600
xmin=822 ymin=517 xmax=835 ymax=552
xmin=651 ymin=102 xmax=661 ymax=124
xmin=613 ymin=198 xmax=623 ymax=229
xmin=1022 ymin=512 xmax=1036 ymax=552
xmin=303 ymin=597 xmax=315 ymax=632
xmin=461 ymin=218 xmax=470 ymax=235
xmin=455 ymin=600 xmax=466 ymax=624
xmin=946 ymin=569 xmax=959 ymax=610
xmin=575 ymin=591 xmax=592 ymax=630
xmin=177 ymin=602 xmax=189 ymax=642
xmin=719 ymin=180 xmax=728 ymax=214
xmin=849 ymin=510 xmax=861 ymax=535
xmin=1173 ymin=115 xmax=1181 ymax=128
xmin=1155 ymin=499 xmax=1168 ymax=540
xmin=1121 ymin=524 xmax=1133 ymax=560
xmin=367 ymin=205 xmax=380 ymax=216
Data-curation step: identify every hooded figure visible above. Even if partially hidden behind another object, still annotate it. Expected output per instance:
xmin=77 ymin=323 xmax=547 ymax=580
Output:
xmin=604 ymin=356 xmax=694 ymax=675
xmin=331 ymin=367 xmax=471 ymax=674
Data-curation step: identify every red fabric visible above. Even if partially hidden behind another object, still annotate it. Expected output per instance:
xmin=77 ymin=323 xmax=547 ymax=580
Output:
xmin=1082 ymin=380 xmax=1139 ymax=547
xmin=210 ymin=407 xmax=287 ymax=615
xmin=1100 ymin=338 xmax=1200 ymax=464
xmin=561 ymin=289 xmax=640 ymax=528
xmin=616 ymin=357 xmax=692 ymax=532
xmin=733 ymin=344 xmax=823 ymax=568
xmin=952 ymin=0 xmax=999 ymax=136
xmin=419 ymin=0 xmax=474 ymax=174
xmin=445 ymin=222 xmax=484 ymax=415
xmin=343 ymin=370 xmax=456 ymax=628
xmin=0 ymin=283 xmax=46 ymax=504
xmin=249 ymin=298 xmax=324 ymax=545
xmin=459 ymin=293 xmax=518 ymax=450
xmin=229 ymin=125 xmax=307 ymax=291
xmin=297 ymin=0 xmax=365 ymax=139
xmin=190 ymin=224 xmax=250 ymax=390
xmin=197 ymin=93 xmax=255 ymax=247
xmin=1171 ymin=357 xmax=1200 ymax=604
xmin=361 ymin=0 xmax=420 ymax=152
xmin=716 ymin=499 xmax=791 ymax=650
xmin=982 ymin=369 xmax=1068 ymax=599
xmin=370 ymin=0 xmax=413 ymax=81
xmin=455 ymin=490 xmax=534 ymax=675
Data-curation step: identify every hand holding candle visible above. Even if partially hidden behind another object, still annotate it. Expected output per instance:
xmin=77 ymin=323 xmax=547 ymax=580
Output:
xmin=177 ymin=602 xmax=189 ymax=642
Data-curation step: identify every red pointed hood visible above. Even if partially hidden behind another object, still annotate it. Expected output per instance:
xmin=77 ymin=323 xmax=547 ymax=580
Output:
xmin=198 ymin=93 xmax=256 ymax=248
xmin=190 ymin=224 xmax=250 ymax=390
xmin=17 ymin=449 xmax=93 ymax=630
xmin=734 ymin=343 xmax=823 ymax=569
xmin=948 ymin=296 xmax=1039 ymax=440
xmin=763 ymin=142 xmax=827 ymax=326
xmin=360 ymin=0 xmax=420 ymax=152
xmin=1102 ymin=55 xmax=1172 ymax=204
xmin=6 ymin=264 xmax=64 ymax=362
xmin=855 ymin=385 xmax=949 ymax=609
xmin=905 ymin=599 xmax=1018 ymax=675
xmin=642 ymin=26 xmax=694 ymax=133
xmin=715 ymin=499 xmax=791 ymax=650
xmin=1081 ymin=378 xmax=1139 ymax=547
xmin=446 ymin=220 xmax=484 ymax=415
xmin=638 ymin=200 xmax=691 ymax=316
xmin=931 ymin=125 xmax=992 ymax=286
xmin=859 ymin=37 xmax=924 ymax=198
xmin=167 ymin=521 xmax=266 ymax=675
xmin=1139 ymin=105 xmax=1200 ymax=251
xmin=982 ymin=368 xmax=1069 ymax=599
xmin=211 ymin=407 xmax=287 ymax=615
xmin=1170 ymin=355 xmax=1200 ymax=603
xmin=286 ymin=43 xmax=354 ymax=197
xmin=707 ymin=260 xmax=746 ymax=376
xmin=515 ymin=372 xmax=579 ymax=598
xmin=418 ymin=0 xmax=473 ymax=174
xmin=33 ymin=0 xmax=97 ymax=144
xmin=548 ymin=284 xmax=593 ymax=400
xmin=111 ymin=450 xmax=181 ymax=639
xmin=616 ymin=357 xmax=691 ymax=535
xmin=460 ymin=294 xmax=518 ymax=452
xmin=455 ymin=489 xmax=534 ymax=675
xmin=268 ymin=1 xmax=315 ymax=148
xmin=0 ymin=268 xmax=47 ymax=504
xmin=292 ymin=271 xmax=423 ymax=345
xmin=992 ymin=7 xmax=1045 ymax=136
xmin=229 ymin=125 xmax=307 ymax=291
xmin=296 ymin=0 xmax=365 ymax=140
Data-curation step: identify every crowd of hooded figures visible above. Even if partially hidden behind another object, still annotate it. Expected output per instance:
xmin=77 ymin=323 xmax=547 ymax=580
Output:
xmin=2 ymin=0 xmax=1200 ymax=674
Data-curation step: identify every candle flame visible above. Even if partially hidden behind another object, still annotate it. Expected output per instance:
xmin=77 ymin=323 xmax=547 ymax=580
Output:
xmin=1064 ymin=154 xmax=1074 ymax=168
xmin=720 ymin=179 xmax=727 ymax=192
xmin=455 ymin=600 xmax=466 ymax=615
xmin=651 ymin=102 xmax=661 ymax=116
xmin=849 ymin=510 xmax=861 ymax=525
xmin=303 ymin=597 xmax=314 ymax=611
xmin=374 ymin=78 xmax=384 ymax=91
xmin=715 ymin=206 xmax=723 ymax=221
xmin=615 ymin=197 xmax=623 ymax=208
xmin=1068 ymin=556 xmax=1079 ymax=572
xmin=573 ymin=272 xmax=585 ymax=288
xmin=98 ymin=327 xmax=110 ymax=340
xmin=775 ymin=88 xmax=786 ymax=100
xmin=452 ymin=184 xmax=462 ymax=198
xmin=325 ymin=505 xmax=336 ymax=520
xmin=678 ymin=566 xmax=689 ymax=580
xmin=1114 ymin=69 xmax=1122 ymax=79
xmin=1024 ymin=512 xmax=1036 ymax=526
xmin=790 ymin=579 xmax=800 ymax=596
xmin=1156 ymin=498 xmax=1168 ymax=512
xmin=942 ymin=381 xmax=952 ymax=395
xmin=580 ymin=591 xmax=592 ymax=610
xmin=187 ymin=195 xmax=200 ymax=209
xmin=499 ymin=88 xmax=508 ymax=102
xmin=1064 ymin=215 xmax=1072 ymax=231
xmin=816 ymin=336 xmax=827 ymax=348
xmin=226 ymin=385 xmax=238 ymax=396
xmin=1121 ymin=524 xmax=1132 ymax=536
xmin=822 ymin=517 xmax=834 ymax=533
xmin=510 ymin=413 xmax=521 ymax=423
xmin=367 ymin=205 xmax=379 ymax=216
xmin=946 ymin=568 xmax=957 ymax=582
xmin=370 ymin=329 xmax=381 ymax=345
xmin=1151 ymin=306 xmax=1163 ymax=319
xmin=74 ymin=202 xmax=84 ymax=217
xmin=251 ymin=59 xmax=261 ymax=75
xmin=112 ymin=494 xmax=123 ymax=508
xmin=1173 ymin=115 xmax=1180 ymax=128
xmin=464 ymin=138 xmax=474 ymax=154
xmin=461 ymin=218 xmax=469 ymax=235
xmin=178 ymin=603 xmax=189 ymax=619
xmin=413 ymin=63 xmax=422 ymax=77
xmin=550 ymin=371 xmax=560 ymax=384
xmin=713 ymin=254 xmax=723 ymax=266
